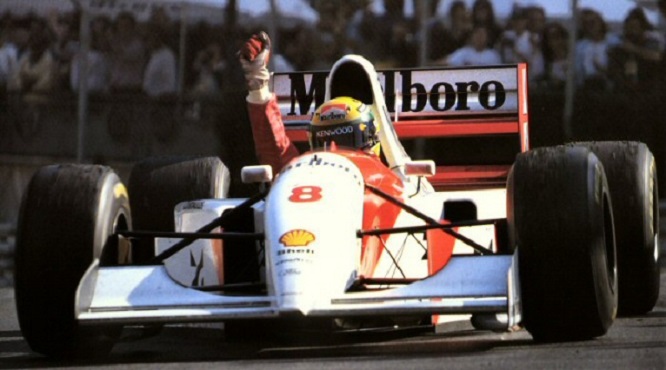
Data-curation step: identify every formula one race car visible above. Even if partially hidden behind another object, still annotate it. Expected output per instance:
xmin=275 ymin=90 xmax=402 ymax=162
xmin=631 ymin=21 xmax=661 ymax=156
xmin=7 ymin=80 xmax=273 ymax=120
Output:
xmin=14 ymin=56 xmax=660 ymax=358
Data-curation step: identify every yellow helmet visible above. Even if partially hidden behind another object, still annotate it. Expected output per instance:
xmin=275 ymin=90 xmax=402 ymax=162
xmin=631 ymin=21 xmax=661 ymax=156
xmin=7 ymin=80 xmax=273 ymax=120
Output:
xmin=309 ymin=97 xmax=380 ymax=156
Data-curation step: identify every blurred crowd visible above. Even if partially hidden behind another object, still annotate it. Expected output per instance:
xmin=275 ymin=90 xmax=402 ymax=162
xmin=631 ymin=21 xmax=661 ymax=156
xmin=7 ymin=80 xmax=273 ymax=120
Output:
xmin=0 ymin=0 xmax=665 ymax=103
xmin=0 ymin=6 xmax=187 ymax=101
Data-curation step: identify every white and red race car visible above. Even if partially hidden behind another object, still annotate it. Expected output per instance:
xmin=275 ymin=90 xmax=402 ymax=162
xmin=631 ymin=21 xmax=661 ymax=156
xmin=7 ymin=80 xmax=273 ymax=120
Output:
xmin=14 ymin=56 xmax=660 ymax=358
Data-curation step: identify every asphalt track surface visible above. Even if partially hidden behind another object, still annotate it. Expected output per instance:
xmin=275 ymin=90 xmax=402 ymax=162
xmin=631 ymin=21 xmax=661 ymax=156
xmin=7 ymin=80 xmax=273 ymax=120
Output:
xmin=0 ymin=258 xmax=664 ymax=369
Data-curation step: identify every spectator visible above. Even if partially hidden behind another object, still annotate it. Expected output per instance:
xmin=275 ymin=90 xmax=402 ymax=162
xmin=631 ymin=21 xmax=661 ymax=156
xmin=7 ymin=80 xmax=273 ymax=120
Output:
xmin=499 ymin=7 xmax=544 ymax=81
xmin=8 ymin=18 xmax=56 ymax=102
xmin=525 ymin=5 xmax=546 ymax=78
xmin=385 ymin=3 xmax=418 ymax=67
xmin=424 ymin=1 xmax=444 ymax=63
xmin=607 ymin=7 xmax=663 ymax=92
xmin=539 ymin=21 xmax=570 ymax=88
xmin=471 ymin=0 xmax=502 ymax=49
xmin=143 ymin=27 xmax=176 ymax=97
xmin=187 ymin=38 xmax=224 ymax=121
xmin=190 ymin=40 xmax=225 ymax=95
xmin=526 ymin=6 xmax=547 ymax=37
xmin=70 ymin=24 xmax=110 ymax=94
xmin=345 ymin=0 xmax=376 ymax=57
xmin=185 ymin=21 xmax=214 ymax=90
xmin=574 ymin=9 xmax=617 ymax=90
xmin=147 ymin=6 xmax=179 ymax=53
xmin=90 ymin=15 xmax=112 ymax=55
xmin=48 ymin=10 xmax=79 ymax=91
xmin=313 ymin=2 xmax=349 ymax=69
xmin=355 ymin=0 xmax=416 ymax=67
xmin=427 ymin=0 xmax=471 ymax=64
xmin=658 ymin=0 xmax=666 ymax=90
xmin=499 ymin=8 xmax=529 ymax=63
xmin=277 ymin=26 xmax=319 ymax=71
xmin=108 ymin=12 xmax=146 ymax=93
xmin=9 ymin=18 xmax=30 ymax=57
xmin=446 ymin=25 xmax=501 ymax=66
xmin=0 ymin=21 xmax=19 ymax=94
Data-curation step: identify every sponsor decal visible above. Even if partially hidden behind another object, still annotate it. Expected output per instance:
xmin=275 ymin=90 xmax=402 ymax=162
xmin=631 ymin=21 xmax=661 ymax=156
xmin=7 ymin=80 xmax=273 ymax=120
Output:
xmin=281 ymin=69 xmax=510 ymax=115
xmin=190 ymin=248 xmax=205 ymax=287
xmin=182 ymin=200 xmax=206 ymax=210
xmin=278 ymin=155 xmax=363 ymax=188
xmin=276 ymin=258 xmax=314 ymax=266
xmin=113 ymin=183 xmax=128 ymax=199
xmin=278 ymin=268 xmax=302 ymax=277
xmin=315 ymin=125 xmax=353 ymax=137
xmin=277 ymin=248 xmax=315 ymax=256
xmin=279 ymin=229 xmax=316 ymax=247
xmin=319 ymin=103 xmax=349 ymax=121
xmin=289 ymin=186 xmax=323 ymax=202
xmin=280 ymin=155 xmax=355 ymax=175
xmin=306 ymin=155 xmax=352 ymax=170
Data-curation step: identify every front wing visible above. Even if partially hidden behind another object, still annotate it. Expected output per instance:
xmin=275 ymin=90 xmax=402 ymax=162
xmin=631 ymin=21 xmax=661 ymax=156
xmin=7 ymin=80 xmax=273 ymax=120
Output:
xmin=76 ymin=254 xmax=522 ymax=329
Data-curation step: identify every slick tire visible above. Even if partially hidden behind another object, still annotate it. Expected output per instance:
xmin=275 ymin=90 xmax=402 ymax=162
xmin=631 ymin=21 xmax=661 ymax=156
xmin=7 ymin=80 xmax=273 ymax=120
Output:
xmin=575 ymin=141 xmax=660 ymax=315
xmin=14 ymin=164 xmax=131 ymax=358
xmin=509 ymin=145 xmax=618 ymax=342
xmin=128 ymin=156 xmax=230 ymax=262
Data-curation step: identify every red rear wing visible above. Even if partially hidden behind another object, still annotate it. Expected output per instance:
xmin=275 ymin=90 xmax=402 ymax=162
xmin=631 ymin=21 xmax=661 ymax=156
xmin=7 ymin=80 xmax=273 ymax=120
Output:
xmin=271 ymin=63 xmax=529 ymax=189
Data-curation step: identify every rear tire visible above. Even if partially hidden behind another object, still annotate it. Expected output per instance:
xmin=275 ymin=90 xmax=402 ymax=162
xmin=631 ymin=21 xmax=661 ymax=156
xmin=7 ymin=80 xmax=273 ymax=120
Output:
xmin=575 ymin=141 xmax=660 ymax=315
xmin=509 ymin=145 xmax=617 ymax=341
xmin=128 ymin=156 xmax=230 ymax=262
xmin=14 ymin=164 xmax=131 ymax=358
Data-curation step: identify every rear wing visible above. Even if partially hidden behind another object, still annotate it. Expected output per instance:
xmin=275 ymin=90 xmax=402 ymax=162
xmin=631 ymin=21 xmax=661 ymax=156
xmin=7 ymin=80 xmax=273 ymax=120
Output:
xmin=271 ymin=63 xmax=529 ymax=189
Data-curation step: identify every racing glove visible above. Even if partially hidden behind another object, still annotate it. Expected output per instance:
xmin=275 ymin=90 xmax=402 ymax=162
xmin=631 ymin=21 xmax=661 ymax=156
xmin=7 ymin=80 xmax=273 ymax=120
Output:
xmin=239 ymin=32 xmax=271 ymax=97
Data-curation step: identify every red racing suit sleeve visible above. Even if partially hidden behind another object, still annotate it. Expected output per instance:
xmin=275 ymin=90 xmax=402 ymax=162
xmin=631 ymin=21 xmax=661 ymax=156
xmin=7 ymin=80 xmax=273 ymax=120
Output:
xmin=246 ymin=94 xmax=300 ymax=174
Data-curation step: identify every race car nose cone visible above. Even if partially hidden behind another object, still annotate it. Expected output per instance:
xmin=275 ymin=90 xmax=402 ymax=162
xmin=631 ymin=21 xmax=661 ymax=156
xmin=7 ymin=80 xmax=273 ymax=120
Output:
xmin=278 ymin=293 xmax=316 ymax=316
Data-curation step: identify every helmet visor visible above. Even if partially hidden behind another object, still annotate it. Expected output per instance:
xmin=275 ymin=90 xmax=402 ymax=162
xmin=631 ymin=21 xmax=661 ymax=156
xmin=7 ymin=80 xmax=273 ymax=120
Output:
xmin=310 ymin=122 xmax=366 ymax=150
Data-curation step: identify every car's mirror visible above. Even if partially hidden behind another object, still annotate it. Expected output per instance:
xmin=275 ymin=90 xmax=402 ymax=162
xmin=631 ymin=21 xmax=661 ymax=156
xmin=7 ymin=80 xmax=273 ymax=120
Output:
xmin=241 ymin=165 xmax=273 ymax=184
xmin=404 ymin=160 xmax=435 ymax=177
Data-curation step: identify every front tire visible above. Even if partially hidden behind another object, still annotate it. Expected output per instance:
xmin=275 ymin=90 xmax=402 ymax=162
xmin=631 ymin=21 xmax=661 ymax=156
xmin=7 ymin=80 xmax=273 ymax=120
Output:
xmin=14 ymin=164 xmax=131 ymax=358
xmin=509 ymin=145 xmax=618 ymax=341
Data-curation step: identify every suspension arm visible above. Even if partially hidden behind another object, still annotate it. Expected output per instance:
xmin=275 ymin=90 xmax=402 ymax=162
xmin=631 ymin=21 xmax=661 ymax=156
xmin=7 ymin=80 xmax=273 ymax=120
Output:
xmin=364 ymin=184 xmax=494 ymax=255
xmin=149 ymin=190 xmax=268 ymax=264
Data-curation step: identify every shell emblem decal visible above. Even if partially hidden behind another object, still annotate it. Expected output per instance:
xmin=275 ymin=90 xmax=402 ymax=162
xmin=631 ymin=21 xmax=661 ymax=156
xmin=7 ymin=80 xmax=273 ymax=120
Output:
xmin=279 ymin=229 xmax=316 ymax=247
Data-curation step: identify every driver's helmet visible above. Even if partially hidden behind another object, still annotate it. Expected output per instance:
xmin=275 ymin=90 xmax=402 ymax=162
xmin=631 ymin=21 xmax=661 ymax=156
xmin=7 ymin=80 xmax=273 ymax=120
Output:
xmin=309 ymin=96 xmax=380 ymax=156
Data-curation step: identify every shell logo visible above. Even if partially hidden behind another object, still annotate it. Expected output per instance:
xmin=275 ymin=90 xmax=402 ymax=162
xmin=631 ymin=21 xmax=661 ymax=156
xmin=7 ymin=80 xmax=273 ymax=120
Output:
xmin=279 ymin=229 xmax=316 ymax=247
